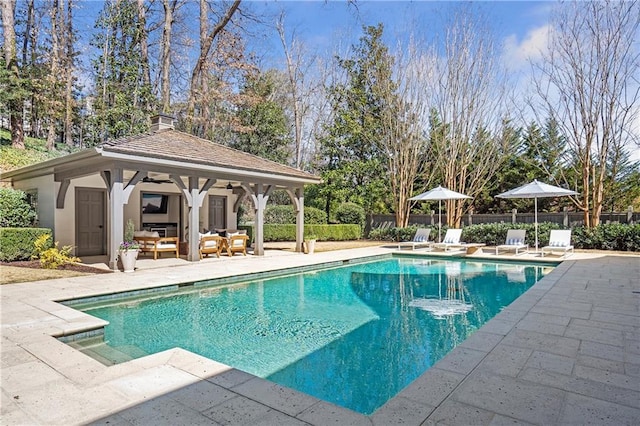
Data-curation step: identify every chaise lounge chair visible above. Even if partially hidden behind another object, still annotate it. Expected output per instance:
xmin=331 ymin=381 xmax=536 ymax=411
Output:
xmin=432 ymin=229 xmax=464 ymax=252
xmin=397 ymin=228 xmax=433 ymax=250
xmin=495 ymin=229 xmax=528 ymax=255
xmin=541 ymin=230 xmax=574 ymax=257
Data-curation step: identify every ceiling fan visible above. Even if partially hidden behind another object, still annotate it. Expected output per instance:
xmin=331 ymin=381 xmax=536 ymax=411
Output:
xmin=142 ymin=176 xmax=172 ymax=184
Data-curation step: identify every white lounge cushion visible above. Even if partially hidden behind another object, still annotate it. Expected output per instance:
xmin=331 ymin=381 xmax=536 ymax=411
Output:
xmin=156 ymin=243 xmax=176 ymax=249
xmin=134 ymin=230 xmax=159 ymax=238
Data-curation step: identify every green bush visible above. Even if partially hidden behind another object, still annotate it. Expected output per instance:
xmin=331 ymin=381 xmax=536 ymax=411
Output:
xmin=0 ymin=188 xmax=37 ymax=227
xmin=305 ymin=207 xmax=328 ymax=224
xmin=0 ymin=227 xmax=52 ymax=261
xmin=264 ymin=205 xmax=296 ymax=224
xmin=261 ymin=224 xmax=361 ymax=242
xmin=369 ymin=222 xmax=640 ymax=251
xmin=335 ymin=202 xmax=365 ymax=226
xmin=264 ymin=205 xmax=328 ymax=224
xmin=459 ymin=223 xmax=563 ymax=246
xmin=572 ymin=224 xmax=640 ymax=251
xmin=369 ymin=225 xmax=427 ymax=242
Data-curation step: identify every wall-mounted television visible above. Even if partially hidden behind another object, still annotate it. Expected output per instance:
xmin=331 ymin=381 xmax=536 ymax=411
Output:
xmin=142 ymin=193 xmax=168 ymax=214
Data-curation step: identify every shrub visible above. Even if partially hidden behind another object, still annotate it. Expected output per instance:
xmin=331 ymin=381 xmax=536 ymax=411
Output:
xmin=305 ymin=207 xmax=328 ymax=224
xmin=572 ymin=224 xmax=640 ymax=251
xmin=264 ymin=205 xmax=296 ymax=224
xmin=0 ymin=188 xmax=37 ymax=227
xmin=0 ymin=227 xmax=52 ymax=261
xmin=33 ymin=234 xmax=80 ymax=269
xmin=335 ymin=202 xmax=365 ymax=226
xmin=264 ymin=205 xmax=328 ymax=224
xmin=369 ymin=225 xmax=426 ymax=242
xmin=368 ymin=222 xmax=640 ymax=251
xmin=262 ymin=224 xmax=361 ymax=241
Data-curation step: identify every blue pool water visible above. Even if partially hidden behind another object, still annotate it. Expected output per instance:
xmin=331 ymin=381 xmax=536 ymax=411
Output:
xmin=71 ymin=257 xmax=552 ymax=414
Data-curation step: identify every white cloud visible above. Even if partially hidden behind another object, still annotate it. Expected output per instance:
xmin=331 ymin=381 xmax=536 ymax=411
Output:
xmin=502 ymin=25 xmax=552 ymax=72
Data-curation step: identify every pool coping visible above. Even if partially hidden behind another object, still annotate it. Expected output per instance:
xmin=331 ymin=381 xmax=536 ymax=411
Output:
xmin=1 ymin=246 xmax=639 ymax=424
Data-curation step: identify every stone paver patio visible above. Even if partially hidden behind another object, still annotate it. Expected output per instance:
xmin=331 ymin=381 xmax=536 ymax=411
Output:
xmin=1 ymin=246 xmax=639 ymax=425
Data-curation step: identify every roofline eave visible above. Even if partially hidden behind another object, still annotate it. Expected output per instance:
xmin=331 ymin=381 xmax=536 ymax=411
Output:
xmin=0 ymin=148 xmax=102 ymax=181
xmin=100 ymin=150 xmax=321 ymax=185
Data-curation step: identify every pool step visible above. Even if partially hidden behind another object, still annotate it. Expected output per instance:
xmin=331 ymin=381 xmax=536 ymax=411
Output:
xmin=69 ymin=337 xmax=148 ymax=366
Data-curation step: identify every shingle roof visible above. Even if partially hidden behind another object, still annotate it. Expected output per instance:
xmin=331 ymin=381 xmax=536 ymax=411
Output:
xmin=101 ymin=129 xmax=319 ymax=182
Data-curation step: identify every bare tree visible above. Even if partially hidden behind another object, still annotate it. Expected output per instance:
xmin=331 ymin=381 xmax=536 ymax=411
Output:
xmin=532 ymin=0 xmax=640 ymax=227
xmin=1 ymin=0 xmax=25 ymax=148
xmin=275 ymin=12 xmax=331 ymax=170
xmin=62 ymin=0 xmax=74 ymax=146
xmin=160 ymin=0 xmax=181 ymax=112
xmin=45 ymin=0 xmax=75 ymax=148
xmin=426 ymin=8 xmax=510 ymax=227
xmin=276 ymin=13 xmax=304 ymax=168
xmin=185 ymin=0 xmax=241 ymax=133
xmin=379 ymin=39 xmax=432 ymax=227
xmin=136 ymin=0 xmax=151 ymax=89
xmin=46 ymin=0 xmax=62 ymax=150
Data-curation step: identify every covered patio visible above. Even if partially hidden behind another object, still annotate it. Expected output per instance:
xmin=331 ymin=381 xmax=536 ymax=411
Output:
xmin=1 ymin=114 xmax=321 ymax=269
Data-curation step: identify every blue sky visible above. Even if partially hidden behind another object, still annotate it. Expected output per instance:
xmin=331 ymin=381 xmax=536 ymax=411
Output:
xmin=247 ymin=1 xmax=555 ymax=69
xmin=75 ymin=1 xmax=555 ymax=72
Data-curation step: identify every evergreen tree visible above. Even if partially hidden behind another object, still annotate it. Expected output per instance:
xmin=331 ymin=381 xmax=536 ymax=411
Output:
xmin=232 ymin=70 xmax=292 ymax=164
xmin=318 ymin=24 xmax=392 ymax=219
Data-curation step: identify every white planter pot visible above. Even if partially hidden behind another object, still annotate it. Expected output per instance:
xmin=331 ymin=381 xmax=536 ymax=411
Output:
xmin=304 ymin=239 xmax=316 ymax=254
xmin=119 ymin=249 xmax=139 ymax=272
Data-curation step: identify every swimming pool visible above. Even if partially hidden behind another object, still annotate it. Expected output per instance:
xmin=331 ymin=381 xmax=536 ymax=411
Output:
xmin=64 ymin=256 xmax=553 ymax=414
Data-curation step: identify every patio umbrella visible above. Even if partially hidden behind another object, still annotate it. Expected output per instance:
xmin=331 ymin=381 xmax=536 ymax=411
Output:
xmin=410 ymin=186 xmax=472 ymax=242
xmin=496 ymin=180 xmax=578 ymax=253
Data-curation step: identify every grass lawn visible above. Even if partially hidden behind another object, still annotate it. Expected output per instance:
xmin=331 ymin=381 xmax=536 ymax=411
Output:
xmin=0 ymin=265 xmax=98 ymax=284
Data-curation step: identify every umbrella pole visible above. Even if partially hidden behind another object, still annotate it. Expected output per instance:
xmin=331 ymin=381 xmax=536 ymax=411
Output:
xmin=438 ymin=199 xmax=442 ymax=242
xmin=534 ymin=197 xmax=538 ymax=254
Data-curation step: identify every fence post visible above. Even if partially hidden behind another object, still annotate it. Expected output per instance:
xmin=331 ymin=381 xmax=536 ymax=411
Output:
xmin=430 ymin=210 xmax=435 ymax=226
xmin=563 ymin=207 xmax=569 ymax=228
xmin=628 ymin=206 xmax=634 ymax=224
xmin=512 ymin=208 xmax=517 ymax=224
xmin=468 ymin=208 xmax=473 ymax=226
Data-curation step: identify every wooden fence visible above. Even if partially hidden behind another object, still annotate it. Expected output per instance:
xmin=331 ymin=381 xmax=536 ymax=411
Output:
xmin=368 ymin=207 xmax=639 ymax=233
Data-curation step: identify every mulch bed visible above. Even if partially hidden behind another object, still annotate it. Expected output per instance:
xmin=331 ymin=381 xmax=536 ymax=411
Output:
xmin=0 ymin=260 xmax=113 ymax=274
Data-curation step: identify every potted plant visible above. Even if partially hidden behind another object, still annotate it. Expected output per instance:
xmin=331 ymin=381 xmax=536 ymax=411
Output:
xmin=118 ymin=219 xmax=140 ymax=272
xmin=303 ymin=234 xmax=317 ymax=254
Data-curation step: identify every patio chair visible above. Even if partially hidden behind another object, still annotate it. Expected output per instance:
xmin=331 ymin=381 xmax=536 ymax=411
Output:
xmin=199 ymin=233 xmax=223 ymax=259
xmin=495 ymin=229 xmax=528 ymax=255
xmin=541 ymin=230 xmax=574 ymax=257
xmin=227 ymin=232 xmax=250 ymax=256
xmin=432 ymin=229 xmax=463 ymax=252
xmin=397 ymin=228 xmax=433 ymax=250
xmin=134 ymin=230 xmax=179 ymax=260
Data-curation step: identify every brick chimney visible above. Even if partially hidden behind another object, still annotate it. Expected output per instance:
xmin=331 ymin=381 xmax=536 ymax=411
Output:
xmin=150 ymin=113 xmax=175 ymax=131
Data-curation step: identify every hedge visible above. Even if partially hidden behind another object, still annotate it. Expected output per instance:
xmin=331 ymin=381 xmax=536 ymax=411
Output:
xmin=0 ymin=228 xmax=53 ymax=262
xmin=370 ymin=222 xmax=640 ymax=251
xmin=260 ymin=224 xmax=362 ymax=242
xmin=264 ymin=205 xmax=327 ymax=224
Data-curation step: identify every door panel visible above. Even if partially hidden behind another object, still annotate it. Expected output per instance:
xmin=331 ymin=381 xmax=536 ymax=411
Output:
xmin=208 ymin=196 xmax=226 ymax=231
xmin=76 ymin=188 xmax=106 ymax=256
